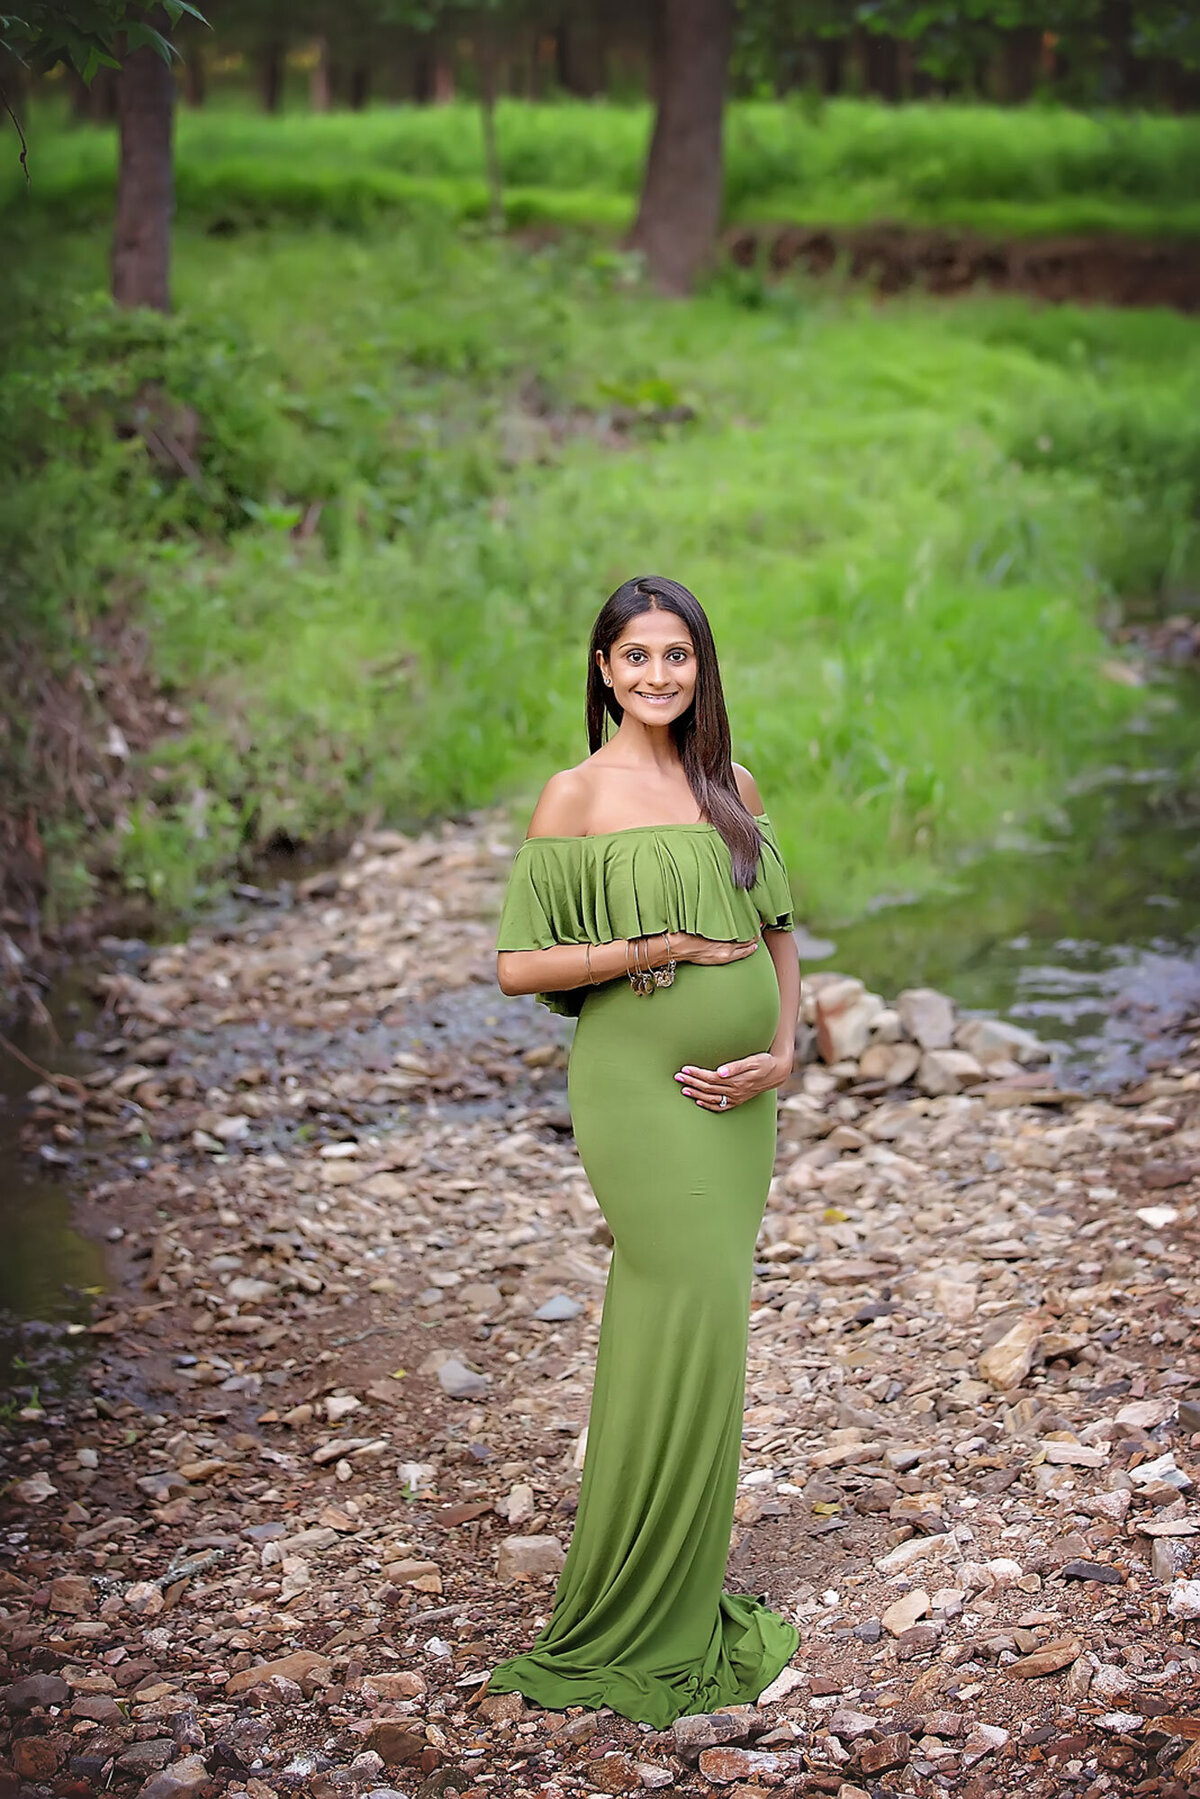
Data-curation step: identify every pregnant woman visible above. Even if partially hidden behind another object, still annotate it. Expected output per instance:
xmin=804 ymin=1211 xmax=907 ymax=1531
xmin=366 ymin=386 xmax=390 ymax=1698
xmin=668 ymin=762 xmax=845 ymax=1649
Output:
xmin=485 ymin=575 xmax=803 ymax=1728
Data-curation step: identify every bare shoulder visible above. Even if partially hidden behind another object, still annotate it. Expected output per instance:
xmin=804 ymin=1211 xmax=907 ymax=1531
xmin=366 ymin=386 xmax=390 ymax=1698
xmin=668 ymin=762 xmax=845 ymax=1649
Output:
xmin=732 ymin=762 xmax=765 ymax=816
xmin=525 ymin=767 xmax=593 ymax=840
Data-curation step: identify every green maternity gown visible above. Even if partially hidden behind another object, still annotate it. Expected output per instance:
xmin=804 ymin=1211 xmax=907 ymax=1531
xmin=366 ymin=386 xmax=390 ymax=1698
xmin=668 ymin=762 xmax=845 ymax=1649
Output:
xmin=486 ymin=812 xmax=801 ymax=1729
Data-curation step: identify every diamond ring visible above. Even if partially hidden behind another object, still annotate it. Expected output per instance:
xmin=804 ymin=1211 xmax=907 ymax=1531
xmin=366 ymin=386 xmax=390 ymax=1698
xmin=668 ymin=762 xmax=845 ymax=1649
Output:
xmin=719 ymin=1095 xmax=729 ymax=1109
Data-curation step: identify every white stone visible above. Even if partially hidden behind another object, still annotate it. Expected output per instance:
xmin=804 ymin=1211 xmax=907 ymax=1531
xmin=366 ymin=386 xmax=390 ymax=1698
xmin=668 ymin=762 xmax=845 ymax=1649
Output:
xmin=955 ymin=1016 xmax=1046 ymax=1066
xmin=756 ymin=1666 xmax=808 ymax=1707
xmin=897 ymin=988 xmax=956 ymax=1050
xmin=1168 ymin=1579 xmax=1200 ymax=1620
xmin=495 ymin=1535 xmax=565 ymax=1581
xmin=874 ymin=1534 xmax=951 ymax=1576
xmin=918 ymin=1050 xmax=983 ymax=1097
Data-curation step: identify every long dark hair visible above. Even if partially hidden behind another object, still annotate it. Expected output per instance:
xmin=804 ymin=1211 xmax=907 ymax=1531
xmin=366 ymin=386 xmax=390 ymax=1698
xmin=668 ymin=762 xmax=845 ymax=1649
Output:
xmin=585 ymin=575 xmax=764 ymax=890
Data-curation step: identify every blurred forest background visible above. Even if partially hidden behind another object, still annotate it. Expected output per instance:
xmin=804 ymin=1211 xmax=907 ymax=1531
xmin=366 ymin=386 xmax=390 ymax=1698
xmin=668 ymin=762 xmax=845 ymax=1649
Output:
xmin=3 ymin=1 xmax=1200 ymax=998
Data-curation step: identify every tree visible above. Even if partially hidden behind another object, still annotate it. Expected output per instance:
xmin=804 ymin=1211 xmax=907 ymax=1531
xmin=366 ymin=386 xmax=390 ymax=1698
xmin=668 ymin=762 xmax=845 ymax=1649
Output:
xmin=3 ymin=3 xmax=204 ymax=310
xmin=112 ymin=7 xmax=175 ymax=307
xmin=630 ymin=0 xmax=733 ymax=295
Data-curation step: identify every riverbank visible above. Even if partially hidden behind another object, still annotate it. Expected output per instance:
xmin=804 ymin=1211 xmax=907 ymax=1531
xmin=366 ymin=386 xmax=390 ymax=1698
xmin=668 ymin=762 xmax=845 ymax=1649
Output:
xmin=3 ymin=812 xmax=1200 ymax=1798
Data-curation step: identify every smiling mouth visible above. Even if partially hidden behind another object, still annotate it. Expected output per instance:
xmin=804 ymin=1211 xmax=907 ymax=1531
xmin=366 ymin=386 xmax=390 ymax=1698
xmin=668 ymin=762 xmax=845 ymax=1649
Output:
xmin=634 ymin=691 xmax=679 ymax=702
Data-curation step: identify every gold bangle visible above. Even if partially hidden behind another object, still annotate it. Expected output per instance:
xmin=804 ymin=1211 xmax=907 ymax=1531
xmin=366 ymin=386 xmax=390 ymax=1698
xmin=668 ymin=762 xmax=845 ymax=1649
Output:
xmin=584 ymin=942 xmax=599 ymax=986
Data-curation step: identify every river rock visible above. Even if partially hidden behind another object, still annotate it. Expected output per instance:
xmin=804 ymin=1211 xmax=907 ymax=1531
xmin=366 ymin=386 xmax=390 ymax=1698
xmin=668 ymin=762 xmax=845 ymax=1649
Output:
xmin=585 ymin=1753 xmax=644 ymax=1792
xmin=1009 ymin=1638 xmax=1081 ymax=1678
xmin=533 ymin=1292 xmax=583 ymax=1320
xmin=955 ymin=1016 xmax=1046 ymax=1066
xmin=698 ymin=1747 xmax=785 ymax=1782
xmin=856 ymin=1732 xmax=911 ymax=1776
xmin=817 ymin=983 xmax=884 ymax=1063
xmin=962 ymin=1725 xmax=1009 ymax=1767
xmin=495 ymin=1534 xmax=565 ymax=1581
xmin=225 ymin=1650 xmax=331 ymax=1697
xmin=436 ymin=1357 xmax=489 ymax=1399
xmin=897 ymin=988 xmax=955 ymax=1050
xmin=1168 ymin=1579 xmax=1200 ymax=1619
xmin=48 ymin=1573 xmax=92 ymax=1615
xmin=672 ymin=1711 xmax=750 ymax=1753
xmin=978 ymin=1314 xmax=1042 ymax=1391
xmin=918 ymin=1050 xmax=983 ymax=1096
xmin=364 ymin=1721 xmax=426 ymax=1766
xmin=934 ymin=1277 xmax=978 ymax=1323
xmin=881 ymin=1590 xmax=930 ymax=1636
xmin=135 ymin=1756 xmax=211 ymax=1799
xmin=3 ymin=1673 xmax=70 ymax=1713
xmin=858 ymin=1042 xmax=921 ymax=1086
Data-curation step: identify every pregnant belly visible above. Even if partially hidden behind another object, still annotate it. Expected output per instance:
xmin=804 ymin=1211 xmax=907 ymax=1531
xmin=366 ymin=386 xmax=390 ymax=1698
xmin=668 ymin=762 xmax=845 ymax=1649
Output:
xmin=570 ymin=946 xmax=780 ymax=1078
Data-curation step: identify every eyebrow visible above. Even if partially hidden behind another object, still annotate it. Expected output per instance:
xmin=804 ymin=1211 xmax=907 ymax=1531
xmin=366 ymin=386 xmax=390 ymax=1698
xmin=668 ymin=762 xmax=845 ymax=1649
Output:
xmin=614 ymin=639 xmax=694 ymax=652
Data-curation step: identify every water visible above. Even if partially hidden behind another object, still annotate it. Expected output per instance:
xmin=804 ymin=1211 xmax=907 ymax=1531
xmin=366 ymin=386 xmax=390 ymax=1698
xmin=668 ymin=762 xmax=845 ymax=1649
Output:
xmin=0 ymin=977 xmax=110 ymax=1400
xmin=808 ymin=755 xmax=1200 ymax=1089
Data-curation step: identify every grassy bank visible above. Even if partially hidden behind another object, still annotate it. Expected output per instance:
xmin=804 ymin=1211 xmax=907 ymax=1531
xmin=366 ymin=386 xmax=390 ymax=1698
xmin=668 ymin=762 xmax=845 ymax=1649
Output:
xmin=7 ymin=98 xmax=1200 ymax=239
xmin=4 ymin=216 xmax=1200 ymax=931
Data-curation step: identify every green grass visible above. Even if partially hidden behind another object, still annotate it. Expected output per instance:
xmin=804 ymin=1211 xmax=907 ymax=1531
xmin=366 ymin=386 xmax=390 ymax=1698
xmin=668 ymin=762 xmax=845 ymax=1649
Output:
xmin=7 ymin=97 xmax=1200 ymax=238
xmin=6 ymin=213 xmax=1199 ymax=928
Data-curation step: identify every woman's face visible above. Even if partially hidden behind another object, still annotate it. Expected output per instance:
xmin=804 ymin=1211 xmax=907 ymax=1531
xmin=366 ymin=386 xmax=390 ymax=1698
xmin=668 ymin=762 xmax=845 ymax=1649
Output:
xmin=598 ymin=609 xmax=698 ymax=728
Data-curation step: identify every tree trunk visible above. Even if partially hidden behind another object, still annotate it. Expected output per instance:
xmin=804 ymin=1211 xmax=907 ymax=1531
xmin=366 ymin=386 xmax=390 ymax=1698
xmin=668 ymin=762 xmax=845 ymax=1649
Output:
xmin=112 ymin=24 xmax=174 ymax=311
xmin=1102 ymin=0 xmax=1135 ymax=102
xmin=998 ymin=26 xmax=1041 ymax=103
xmin=412 ymin=43 xmax=435 ymax=103
xmin=476 ymin=28 xmax=503 ymax=233
xmin=257 ymin=41 xmax=285 ymax=113
xmin=311 ymin=37 xmax=336 ymax=112
xmin=814 ymin=35 xmax=845 ymax=97
xmin=629 ymin=0 xmax=732 ymax=296
xmin=862 ymin=31 xmax=901 ymax=100
xmin=349 ymin=64 xmax=370 ymax=110
xmin=181 ymin=41 xmax=206 ymax=107
xmin=433 ymin=51 xmax=456 ymax=102
xmin=556 ymin=5 xmax=604 ymax=96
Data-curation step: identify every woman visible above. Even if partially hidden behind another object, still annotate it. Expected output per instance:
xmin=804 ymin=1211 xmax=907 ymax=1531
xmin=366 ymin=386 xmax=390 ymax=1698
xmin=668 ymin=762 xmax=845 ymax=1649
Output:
xmin=486 ymin=574 xmax=802 ymax=1728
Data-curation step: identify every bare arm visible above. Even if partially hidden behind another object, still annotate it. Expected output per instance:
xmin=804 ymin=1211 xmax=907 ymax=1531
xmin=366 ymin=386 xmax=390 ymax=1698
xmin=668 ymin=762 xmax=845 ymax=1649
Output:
xmin=763 ymin=925 xmax=801 ymax=1080
xmin=736 ymin=760 xmax=800 ymax=1074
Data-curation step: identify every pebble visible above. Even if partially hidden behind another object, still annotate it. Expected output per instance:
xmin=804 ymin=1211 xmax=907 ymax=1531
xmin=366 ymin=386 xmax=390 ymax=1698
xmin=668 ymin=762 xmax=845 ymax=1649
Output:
xmin=533 ymin=1294 xmax=583 ymax=1321
xmin=881 ymin=1590 xmax=930 ymax=1636
xmin=1168 ymin=1579 xmax=1200 ymax=1619
xmin=977 ymin=1315 xmax=1042 ymax=1391
xmin=494 ymin=1535 xmax=566 ymax=1581
xmin=437 ymin=1358 xmax=490 ymax=1399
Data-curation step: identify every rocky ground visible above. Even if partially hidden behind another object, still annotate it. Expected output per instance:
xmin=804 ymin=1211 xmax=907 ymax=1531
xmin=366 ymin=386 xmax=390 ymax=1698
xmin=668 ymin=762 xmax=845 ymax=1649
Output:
xmin=3 ymin=811 xmax=1200 ymax=1799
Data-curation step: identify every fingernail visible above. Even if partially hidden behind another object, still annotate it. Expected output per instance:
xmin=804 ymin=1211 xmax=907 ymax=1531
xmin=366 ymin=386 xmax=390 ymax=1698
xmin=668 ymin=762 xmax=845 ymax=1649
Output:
xmin=717 ymin=1067 xmax=729 ymax=1078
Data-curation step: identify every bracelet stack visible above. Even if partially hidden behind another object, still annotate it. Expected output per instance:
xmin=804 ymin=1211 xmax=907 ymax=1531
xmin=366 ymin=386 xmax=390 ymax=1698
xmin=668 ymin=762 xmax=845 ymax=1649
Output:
xmin=625 ymin=931 xmax=676 ymax=996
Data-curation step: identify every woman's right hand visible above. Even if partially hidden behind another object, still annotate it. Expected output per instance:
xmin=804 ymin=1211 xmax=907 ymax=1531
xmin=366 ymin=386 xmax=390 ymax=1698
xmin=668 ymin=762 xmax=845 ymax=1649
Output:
xmin=668 ymin=931 xmax=760 ymax=966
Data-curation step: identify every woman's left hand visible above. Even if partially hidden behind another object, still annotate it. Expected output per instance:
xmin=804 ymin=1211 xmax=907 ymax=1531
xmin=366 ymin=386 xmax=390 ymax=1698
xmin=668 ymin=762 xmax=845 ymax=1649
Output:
xmin=674 ymin=1051 xmax=791 ymax=1111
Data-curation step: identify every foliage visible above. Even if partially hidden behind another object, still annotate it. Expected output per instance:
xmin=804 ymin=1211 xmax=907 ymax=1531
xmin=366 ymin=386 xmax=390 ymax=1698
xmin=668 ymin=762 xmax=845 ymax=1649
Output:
xmin=4 ymin=209 xmax=1197 ymax=929
xmin=1 ymin=0 xmax=204 ymax=82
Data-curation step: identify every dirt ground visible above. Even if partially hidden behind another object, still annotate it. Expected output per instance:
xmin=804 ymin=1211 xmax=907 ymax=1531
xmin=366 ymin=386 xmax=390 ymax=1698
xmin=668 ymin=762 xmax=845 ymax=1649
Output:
xmin=3 ymin=811 xmax=1200 ymax=1799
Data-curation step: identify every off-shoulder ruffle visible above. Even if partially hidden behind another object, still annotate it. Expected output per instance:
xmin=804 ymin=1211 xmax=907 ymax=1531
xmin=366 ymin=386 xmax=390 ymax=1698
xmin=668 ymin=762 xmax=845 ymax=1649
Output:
xmin=495 ymin=813 xmax=796 ymax=1017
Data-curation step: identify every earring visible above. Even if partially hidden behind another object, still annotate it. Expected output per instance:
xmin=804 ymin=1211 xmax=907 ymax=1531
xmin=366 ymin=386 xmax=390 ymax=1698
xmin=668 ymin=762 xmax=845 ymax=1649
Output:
xmin=603 ymin=676 xmax=612 ymax=687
